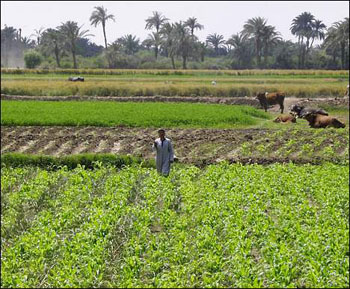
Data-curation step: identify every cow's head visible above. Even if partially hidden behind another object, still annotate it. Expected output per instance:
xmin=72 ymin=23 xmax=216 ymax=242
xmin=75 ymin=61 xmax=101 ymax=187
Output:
xmin=255 ymin=92 xmax=266 ymax=100
xmin=303 ymin=111 xmax=317 ymax=124
xmin=290 ymin=104 xmax=304 ymax=118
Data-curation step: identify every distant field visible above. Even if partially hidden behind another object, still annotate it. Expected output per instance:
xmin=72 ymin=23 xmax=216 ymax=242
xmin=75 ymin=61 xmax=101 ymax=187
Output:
xmin=1 ymin=69 xmax=348 ymax=97
xmin=2 ymin=68 xmax=349 ymax=76
xmin=1 ymin=100 xmax=270 ymax=128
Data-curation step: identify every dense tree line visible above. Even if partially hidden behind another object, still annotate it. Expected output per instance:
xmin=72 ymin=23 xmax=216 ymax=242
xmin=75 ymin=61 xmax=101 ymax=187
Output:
xmin=1 ymin=7 xmax=349 ymax=69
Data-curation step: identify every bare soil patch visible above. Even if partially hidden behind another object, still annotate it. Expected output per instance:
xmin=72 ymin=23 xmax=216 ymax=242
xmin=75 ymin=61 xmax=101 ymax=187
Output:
xmin=2 ymin=126 xmax=348 ymax=165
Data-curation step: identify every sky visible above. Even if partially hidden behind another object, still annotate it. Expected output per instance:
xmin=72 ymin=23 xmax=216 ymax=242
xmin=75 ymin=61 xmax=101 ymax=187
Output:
xmin=1 ymin=1 xmax=349 ymax=46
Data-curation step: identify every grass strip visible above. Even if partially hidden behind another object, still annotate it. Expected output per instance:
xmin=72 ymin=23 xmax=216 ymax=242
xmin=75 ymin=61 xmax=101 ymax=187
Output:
xmin=1 ymin=153 xmax=155 ymax=170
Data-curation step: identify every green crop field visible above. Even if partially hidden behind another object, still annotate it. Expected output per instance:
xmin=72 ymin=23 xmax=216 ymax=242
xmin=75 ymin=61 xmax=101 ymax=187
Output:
xmin=1 ymin=100 xmax=270 ymax=128
xmin=1 ymin=68 xmax=349 ymax=288
xmin=1 ymin=69 xmax=348 ymax=97
xmin=1 ymin=163 xmax=348 ymax=288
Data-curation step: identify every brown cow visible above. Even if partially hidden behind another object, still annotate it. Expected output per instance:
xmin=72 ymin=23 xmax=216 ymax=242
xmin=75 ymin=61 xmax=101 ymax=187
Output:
xmin=273 ymin=114 xmax=296 ymax=123
xmin=304 ymin=113 xmax=345 ymax=128
xmin=256 ymin=92 xmax=285 ymax=113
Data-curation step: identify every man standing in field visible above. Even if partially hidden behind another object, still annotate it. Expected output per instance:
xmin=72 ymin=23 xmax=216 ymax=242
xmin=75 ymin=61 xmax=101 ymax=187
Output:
xmin=152 ymin=129 xmax=174 ymax=176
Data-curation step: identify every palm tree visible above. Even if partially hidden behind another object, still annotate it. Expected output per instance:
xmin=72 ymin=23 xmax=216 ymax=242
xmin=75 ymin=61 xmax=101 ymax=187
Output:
xmin=145 ymin=11 xmax=169 ymax=33
xmin=290 ymin=12 xmax=315 ymax=68
xmin=90 ymin=6 xmax=115 ymax=49
xmin=40 ymin=28 xmax=65 ymax=67
xmin=160 ymin=22 xmax=176 ymax=67
xmin=58 ymin=21 xmax=93 ymax=69
xmin=184 ymin=17 xmax=204 ymax=36
xmin=324 ymin=18 xmax=349 ymax=69
xmin=309 ymin=20 xmax=326 ymax=49
xmin=197 ymin=41 xmax=207 ymax=62
xmin=145 ymin=32 xmax=162 ymax=59
xmin=262 ymin=25 xmax=281 ymax=67
xmin=206 ymin=33 xmax=225 ymax=56
xmin=227 ymin=33 xmax=248 ymax=67
xmin=105 ymin=41 xmax=122 ymax=68
xmin=30 ymin=27 xmax=45 ymax=46
xmin=119 ymin=34 xmax=140 ymax=55
xmin=323 ymin=26 xmax=339 ymax=65
xmin=242 ymin=17 xmax=267 ymax=68
xmin=21 ymin=37 xmax=36 ymax=49
xmin=172 ymin=22 xmax=196 ymax=69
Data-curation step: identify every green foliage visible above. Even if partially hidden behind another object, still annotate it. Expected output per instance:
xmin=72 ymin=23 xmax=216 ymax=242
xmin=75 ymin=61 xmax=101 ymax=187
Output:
xmin=1 ymin=101 xmax=270 ymax=128
xmin=1 ymin=153 xmax=155 ymax=170
xmin=24 ymin=50 xmax=43 ymax=68
xmin=1 ymin=163 xmax=349 ymax=287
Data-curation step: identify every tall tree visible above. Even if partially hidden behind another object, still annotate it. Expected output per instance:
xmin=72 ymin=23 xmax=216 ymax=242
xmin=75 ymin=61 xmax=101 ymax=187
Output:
xmin=206 ymin=33 xmax=225 ymax=56
xmin=160 ymin=22 xmax=176 ymax=67
xmin=90 ymin=6 xmax=115 ymax=49
xmin=172 ymin=22 xmax=196 ymax=69
xmin=145 ymin=11 xmax=169 ymax=33
xmin=262 ymin=25 xmax=281 ymax=67
xmin=309 ymin=20 xmax=326 ymax=49
xmin=242 ymin=17 xmax=267 ymax=68
xmin=324 ymin=18 xmax=349 ymax=69
xmin=118 ymin=34 xmax=140 ymax=55
xmin=184 ymin=17 xmax=204 ymax=36
xmin=30 ymin=27 xmax=45 ymax=46
xmin=58 ymin=21 xmax=93 ymax=69
xmin=40 ymin=28 xmax=65 ymax=67
xmin=145 ymin=32 xmax=162 ymax=59
xmin=290 ymin=12 xmax=315 ymax=68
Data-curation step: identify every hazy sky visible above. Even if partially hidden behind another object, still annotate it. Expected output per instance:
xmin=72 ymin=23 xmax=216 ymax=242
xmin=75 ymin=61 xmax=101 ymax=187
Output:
xmin=1 ymin=1 xmax=349 ymax=46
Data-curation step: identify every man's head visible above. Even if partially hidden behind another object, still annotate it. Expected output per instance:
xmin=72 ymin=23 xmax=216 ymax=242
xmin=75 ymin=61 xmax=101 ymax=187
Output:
xmin=158 ymin=129 xmax=165 ymax=140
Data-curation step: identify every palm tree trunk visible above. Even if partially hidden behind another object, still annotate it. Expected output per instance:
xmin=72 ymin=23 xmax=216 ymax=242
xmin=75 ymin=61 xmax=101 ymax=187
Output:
xmin=171 ymin=56 xmax=175 ymax=69
xmin=54 ymin=45 xmax=60 ymax=67
xmin=263 ymin=44 xmax=268 ymax=68
xmin=341 ymin=42 xmax=345 ymax=69
xmin=256 ymin=40 xmax=261 ymax=68
xmin=103 ymin=23 xmax=108 ymax=49
xmin=182 ymin=55 xmax=187 ymax=69
xmin=72 ymin=41 xmax=77 ymax=69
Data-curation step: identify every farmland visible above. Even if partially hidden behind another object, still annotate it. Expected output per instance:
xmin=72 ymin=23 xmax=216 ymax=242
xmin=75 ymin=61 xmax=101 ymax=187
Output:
xmin=1 ymin=68 xmax=349 ymax=288
xmin=1 ymin=69 xmax=349 ymax=97
xmin=1 ymin=163 xmax=349 ymax=288
xmin=1 ymin=100 xmax=270 ymax=128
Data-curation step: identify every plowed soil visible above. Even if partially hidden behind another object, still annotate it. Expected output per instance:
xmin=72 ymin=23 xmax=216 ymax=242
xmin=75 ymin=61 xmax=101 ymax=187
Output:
xmin=2 ymin=126 xmax=348 ymax=165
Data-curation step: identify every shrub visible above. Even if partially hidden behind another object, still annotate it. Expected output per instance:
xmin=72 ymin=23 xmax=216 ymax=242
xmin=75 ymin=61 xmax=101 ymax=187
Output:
xmin=24 ymin=50 xmax=43 ymax=69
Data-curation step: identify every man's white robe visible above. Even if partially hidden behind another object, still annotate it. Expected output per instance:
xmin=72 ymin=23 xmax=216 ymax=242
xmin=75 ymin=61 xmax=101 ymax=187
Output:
xmin=152 ymin=138 xmax=174 ymax=175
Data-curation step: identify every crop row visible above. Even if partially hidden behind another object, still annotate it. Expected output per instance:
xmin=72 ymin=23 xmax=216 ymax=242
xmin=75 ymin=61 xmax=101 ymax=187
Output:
xmin=1 ymin=163 xmax=348 ymax=288
xmin=2 ymin=68 xmax=349 ymax=76
xmin=1 ymin=80 xmax=346 ymax=97
xmin=1 ymin=101 xmax=270 ymax=128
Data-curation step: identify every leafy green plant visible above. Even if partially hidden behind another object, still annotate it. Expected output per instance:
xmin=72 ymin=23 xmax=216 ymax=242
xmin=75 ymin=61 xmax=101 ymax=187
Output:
xmin=24 ymin=51 xmax=43 ymax=69
xmin=1 ymin=163 xmax=348 ymax=288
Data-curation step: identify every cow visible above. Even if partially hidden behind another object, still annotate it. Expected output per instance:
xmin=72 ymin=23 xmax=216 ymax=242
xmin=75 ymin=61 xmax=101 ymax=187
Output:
xmin=303 ymin=112 xmax=345 ymax=128
xmin=290 ymin=104 xmax=328 ymax=119
xmin=68 ymin=76 xmax=84 ymax=82
xmin=273 ymin=114 xmax=296 ymax=123
xmin=256 ymin=92 xmax=285 ymax=113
